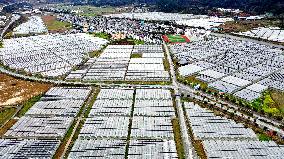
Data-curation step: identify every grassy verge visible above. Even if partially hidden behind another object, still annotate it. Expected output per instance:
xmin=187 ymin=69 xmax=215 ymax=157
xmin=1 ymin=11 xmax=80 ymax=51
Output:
xmin=4 ymin=31 xmax=13 ymax=39
xmin=90 ymin=32 xmax=111 ymax=40
xmin=62 ymin=88 xmax=100 ymax=158
xmin=162 ymin=45 xmax=171 ymax=72
xmin=130 ymin=53 xmax=142 ymax=58
xmin=251 ymin=90 xmax=284 ymax=120
xmin=53 ymin=119 xmax=77 ymax=159
xmin=163 ymin=58 xmax=170 ymax=72
xmin=181 ymin=102 xmax=207 ymax=159
xmin=172 ymin=118 xmax=185 ymax=159
xmin=47 ymin=20 xmax=71 ymax=31
xmin=125 ymin=89 xmax=136 ymax=159
xmin=110 ymin=38 xmax=145 ymax=45
xmin=88 ymin=45 xmax=107 ymax=58
xmin=63 ymin=119 xmax=85 ymax=159
xmin=16 ymin=94 xmax=43 ymax=117
xmin=0 ymin=107 xmax=17 ymax=126
xmin=0 ymin=119 xmax=17 ymax=136
xmin=84 ymin=89 xmax=100 ymax=118
xmin=89 ymin=50 xmax=103 ymax=58
xmin=270 ymin=90 xmax=284 ymax=114
xmin=42 ymin=15 xmax=72 ymax=32
xmin=193 ymin=140 xmax=207 ymax=159
xmin=258 ymin=133 xmax=272 ymax=141
xmin=178 ymin=75 xmax=208 ymax=91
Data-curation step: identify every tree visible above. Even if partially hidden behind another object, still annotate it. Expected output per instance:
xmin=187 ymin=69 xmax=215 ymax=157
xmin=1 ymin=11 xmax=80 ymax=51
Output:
xmin=279 ymin=14 xmax=284 ymax=29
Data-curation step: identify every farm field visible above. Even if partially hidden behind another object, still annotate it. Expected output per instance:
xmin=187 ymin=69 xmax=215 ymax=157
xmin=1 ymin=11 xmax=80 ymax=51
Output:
xmin=271 ymin=90 xmax=284 ymax=112
xmin=0 ymin=73 xmax=51 ymax=106
xmin=219 ymin=20 xmax=280 ymax=33
xmin=42 ymin=15 xmax=72 ymax=33
xmin=0 ymin=107 xmax=16 ymax=126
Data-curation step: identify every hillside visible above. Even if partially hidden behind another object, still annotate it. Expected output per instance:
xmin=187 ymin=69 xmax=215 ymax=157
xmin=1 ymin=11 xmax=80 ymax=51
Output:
xmin=90 ymin=0 xmax=284 ymax=15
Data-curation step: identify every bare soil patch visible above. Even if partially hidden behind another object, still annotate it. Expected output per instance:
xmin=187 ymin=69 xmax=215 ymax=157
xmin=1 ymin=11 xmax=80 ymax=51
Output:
xmin=0 ymin=73 xmax=51 ymax=106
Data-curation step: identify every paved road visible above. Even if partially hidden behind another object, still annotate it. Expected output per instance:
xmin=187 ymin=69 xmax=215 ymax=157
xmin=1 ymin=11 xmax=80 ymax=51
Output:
xmin=60 ymin=88 xmax=96 ymax=159
xmin=164 ymin=42 xmax=198 ymax=159
xmin=0 ymin=67 xmax=174 ymax=89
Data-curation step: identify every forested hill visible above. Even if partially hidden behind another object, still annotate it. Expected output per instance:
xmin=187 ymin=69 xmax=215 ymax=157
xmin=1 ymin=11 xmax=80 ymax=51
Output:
xmin=7 ymin=0 xmax=284 ymax=15
xmin=155 ymin=0 xmax=284 ymax=15
xmin=88 ymin=0 xmax=284 ymax=15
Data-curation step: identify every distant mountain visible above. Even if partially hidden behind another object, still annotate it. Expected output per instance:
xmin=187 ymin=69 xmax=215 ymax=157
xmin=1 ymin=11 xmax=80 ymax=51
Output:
xmin=9 ymin=0 xmax=284 ymax=15
xmin=155 ymin=0 xmax=284 ymax=15
xmin=88 ymin=0 xmax=284 ymax=15
xmin=2 ymin=2 xmax=32 ymax=12
xmin=0 ymin=0 xmax=16 ymax=5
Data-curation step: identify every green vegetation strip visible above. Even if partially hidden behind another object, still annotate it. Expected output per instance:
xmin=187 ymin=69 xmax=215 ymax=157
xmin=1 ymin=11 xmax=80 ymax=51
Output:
xmin=0 ymin=107 xmax=17 ymax=126
xmin=53 ymin=118 xmax=78 ymax=159
xmin=163 ymin=52 xmax=171 ymax=72
xmin=63 ymin=119 xmax=85 ymax=159
xmin=258 ymin=133 xmax=272 ymax=141
xmin=172 ymin=118 xmax=185 ymax=159
xmin=251 ymin=90 xmax=284 ymax=120
xmin=181 ymin=102 xmax=207 ymax=159
xmin=130 ymin=53 xmax=142 ymax=58
xmin=0 ymin=119 xmax=17 ymax=136
xmin=84 ymin=88 xmax=100 ymax=118
xmin=63 ymin=88 xmax=100 ymax=158
xmin=90 ymin=32 xmax=111 ymax=40
xmin=102 ymin=80 xmax=172 ymax=85
xmin=16 ymin=95 xmax=43 ymax=118
xmin=47 ymin=20 xmax=72 ymax=31
xmin=178 ymin=75 xmax=208 ymax=91
xmin=125 ymin=89 xmax=136 ymax=159
xmin=89 ymin=50 xmax=103 ymax=58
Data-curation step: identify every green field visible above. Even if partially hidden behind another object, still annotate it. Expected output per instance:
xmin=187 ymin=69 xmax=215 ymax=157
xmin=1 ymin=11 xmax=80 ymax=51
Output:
xmin=130 ymin=53 xmax=142 ymax=58
xmin=47 ymin=20 xmax=71 ymax=31
xmin=270 ymin=90 xmax=284 ymax=112
xmin=163 ymin=34 xmax=191 ymax=43
xmin=89 ymin=32 xmax=111 ymax=40
xmin=167 ymin=35 xmax=187 ymax=43
xmin=251 ymin=90 xmax=284 ymax=119
xmin=0 ymin=107 xmax=17 ymax=126
xmin=42 ymin=15 xmax=72 ymax=32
